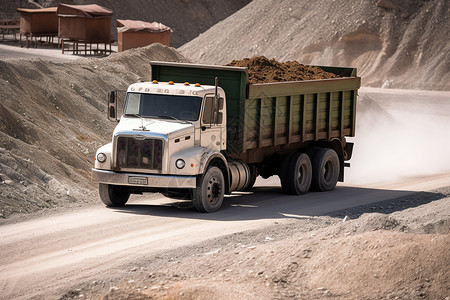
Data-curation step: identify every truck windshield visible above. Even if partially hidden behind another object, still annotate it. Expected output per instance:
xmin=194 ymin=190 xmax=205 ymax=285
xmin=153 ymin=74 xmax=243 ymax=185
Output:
xmin=123 ymin=92 xmax=202 ymax=121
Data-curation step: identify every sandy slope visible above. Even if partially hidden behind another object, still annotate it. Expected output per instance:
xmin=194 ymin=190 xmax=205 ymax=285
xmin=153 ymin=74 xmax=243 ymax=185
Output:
xmin=0 ymin=44 xmax=188 ymax=218
xmin=180 ymin=0 xmax=450 ymax=91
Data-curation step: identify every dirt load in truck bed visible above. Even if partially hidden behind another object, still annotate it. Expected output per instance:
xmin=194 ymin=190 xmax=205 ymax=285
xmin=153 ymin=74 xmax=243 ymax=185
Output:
xmin=226 ymin=56 xmax=341 ymax=84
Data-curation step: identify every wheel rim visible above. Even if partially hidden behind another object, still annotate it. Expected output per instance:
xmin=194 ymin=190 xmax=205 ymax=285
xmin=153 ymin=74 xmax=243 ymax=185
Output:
xmin=297 ymin=163 xmax=305 ymax=185
xmin=206 ymin=176 xmax=222 ymax=204
xmin=323 ymin=160 xmax=334 ymax=182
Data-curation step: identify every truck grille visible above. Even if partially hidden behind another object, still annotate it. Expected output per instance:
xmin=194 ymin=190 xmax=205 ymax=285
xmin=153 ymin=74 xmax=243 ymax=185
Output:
xmin=116 ymin=137 xmax=163 ymax=170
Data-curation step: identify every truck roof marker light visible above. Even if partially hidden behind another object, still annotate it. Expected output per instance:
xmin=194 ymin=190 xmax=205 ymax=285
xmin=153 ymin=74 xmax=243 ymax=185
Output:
xmin=184 ymin=82 xmax=190 ymax=85
xmin=152 ymin=80 xmax=158 ymax=84
xmin=195 ymin=83 xmax=201 ymax=87
xmin=168 ymin=81 xmax=174 ymax=85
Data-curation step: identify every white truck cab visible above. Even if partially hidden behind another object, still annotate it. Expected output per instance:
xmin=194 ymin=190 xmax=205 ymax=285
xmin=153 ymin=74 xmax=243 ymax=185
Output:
xmin=92 ymin=80 xmax=229 ymax=212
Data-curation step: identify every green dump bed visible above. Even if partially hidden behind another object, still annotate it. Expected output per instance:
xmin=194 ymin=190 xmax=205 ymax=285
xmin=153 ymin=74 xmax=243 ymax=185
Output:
xmin=150 ymin=61 xmax=360 ymax=162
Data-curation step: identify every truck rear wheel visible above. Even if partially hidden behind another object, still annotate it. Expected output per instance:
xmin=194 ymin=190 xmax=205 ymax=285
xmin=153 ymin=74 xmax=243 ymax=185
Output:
xmin=99 ymin=183 xmax=130 ymax=207
xmin=279 ymin=153 xmax=294 ymax=188
xmin=280 ymin=153 xmax=312 ymax=195
xmin=311 ymin=148 xmax=340 ymax=192
xmin=193 ymin=167 xmax=225 ymax=213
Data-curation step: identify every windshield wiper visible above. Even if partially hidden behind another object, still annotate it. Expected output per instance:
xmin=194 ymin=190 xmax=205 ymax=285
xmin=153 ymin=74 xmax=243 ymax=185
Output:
xmin=125 ymin=114 xmax=192 ymax=125
xmin=157 ymin=115 xmax=192 ymax=124
xmin=124 ymin=113 xmax=143 ymax=118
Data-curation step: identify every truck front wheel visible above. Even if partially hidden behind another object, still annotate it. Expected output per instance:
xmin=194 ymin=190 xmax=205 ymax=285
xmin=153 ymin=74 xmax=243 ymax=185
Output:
xmin=193 ymin=167 xmax=225 ymax=213
xmin=311 ymin=148 xmax=340 ymax=192
xmin=280 ymin=153 xmax=312 ymax=195
xmin=99 ymin=183 xmax=130 ymax=207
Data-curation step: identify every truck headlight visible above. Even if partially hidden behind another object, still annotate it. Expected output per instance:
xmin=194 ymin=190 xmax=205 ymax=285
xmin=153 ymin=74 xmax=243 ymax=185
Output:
xmin=97 ymin=153 xmax=107 ymax=163
xmin=176 ymin=159 xmax=185 ymax=169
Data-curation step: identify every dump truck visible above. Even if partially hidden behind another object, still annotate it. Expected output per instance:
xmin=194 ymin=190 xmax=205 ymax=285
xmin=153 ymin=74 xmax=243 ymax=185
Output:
xmin=92 ymin=61 xmax=360 ymax=212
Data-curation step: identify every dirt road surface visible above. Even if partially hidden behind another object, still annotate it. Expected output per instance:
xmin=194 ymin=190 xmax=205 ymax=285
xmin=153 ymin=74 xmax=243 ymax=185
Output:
xmin=1 ymin=171 xmax=449 ymax=299
xmin=0 ymin=41 xmax=83 ymax=62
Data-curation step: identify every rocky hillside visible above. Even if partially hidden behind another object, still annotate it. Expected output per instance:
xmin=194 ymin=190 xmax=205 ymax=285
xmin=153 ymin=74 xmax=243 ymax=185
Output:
xmin=0 ymin=44 xmax=188 ymax=218
xmin=0 ymin=0 xmax=251 ymax=47
xmin=180 ymin=0 xmax=450 ymax=90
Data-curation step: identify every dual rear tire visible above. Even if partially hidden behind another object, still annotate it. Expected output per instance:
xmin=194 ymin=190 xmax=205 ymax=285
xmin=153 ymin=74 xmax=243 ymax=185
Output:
xmin=279 ymin=148 xmax=340 ymax=195
xmin=311 ymin=148 xmax=340 ymax=192
xmin=280 ymin=153 xmax=312 ymax=195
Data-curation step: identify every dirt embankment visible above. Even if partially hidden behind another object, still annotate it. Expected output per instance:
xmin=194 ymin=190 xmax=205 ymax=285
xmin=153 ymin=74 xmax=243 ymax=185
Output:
xmin=0 ymin=43 xmax=188 ymax=218
xmin=227 ymin=56 xmax=340 ymax=83
xmin=180 ymin=0 xmax=450 ymax=91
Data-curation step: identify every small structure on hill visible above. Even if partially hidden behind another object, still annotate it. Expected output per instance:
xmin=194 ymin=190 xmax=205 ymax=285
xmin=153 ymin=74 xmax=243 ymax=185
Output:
xmin=57 ymin=4 xmax=113 ymax=55
xmin=117 ymin=19 xmax=172 ymax=52
xmin=16 ymin=7 xmax=58 ymax=48
xmin=0 ymin=19 xmax=20 ymax=41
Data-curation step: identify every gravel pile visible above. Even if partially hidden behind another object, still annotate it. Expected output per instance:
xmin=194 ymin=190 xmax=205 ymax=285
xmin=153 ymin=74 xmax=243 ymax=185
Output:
xmin=227 ymin=56 xmax=341 ymax=83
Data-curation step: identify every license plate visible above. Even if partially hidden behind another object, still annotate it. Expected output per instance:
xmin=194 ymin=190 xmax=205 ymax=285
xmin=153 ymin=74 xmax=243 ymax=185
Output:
xmin=128 ymin=176 xmax=148 ymax=185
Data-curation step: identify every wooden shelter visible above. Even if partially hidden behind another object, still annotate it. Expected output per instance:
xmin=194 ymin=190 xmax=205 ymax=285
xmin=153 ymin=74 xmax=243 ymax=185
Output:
xmin=16 ymin=7 xmax=58 ymax=47
xmin=117 ymin=19 xmax=172 ymax=52
xmin=57 ymin=4 xmax=112 ymax=41
xmin=57 ymin=4 xmax=113 ymax=55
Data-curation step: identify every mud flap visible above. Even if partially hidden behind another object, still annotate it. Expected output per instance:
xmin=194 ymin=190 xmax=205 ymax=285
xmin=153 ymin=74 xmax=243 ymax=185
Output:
xmin=344 ymin=142 xmax=354 ymax=161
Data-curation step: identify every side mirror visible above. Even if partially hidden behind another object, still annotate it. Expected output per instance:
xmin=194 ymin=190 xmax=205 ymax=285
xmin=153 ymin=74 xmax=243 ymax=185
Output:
xmin=214 ymin=112 xmax=223 ymax=124
xmin=217 ymin=97 xmax=224 ymax=110
xmin=203 ymin=95 xmax=225 ymax=126
xmin=109 ymin=91 xmax=116 ymax=103
xmin=107 ymin=91 xmax=118 ymax=122
xmin=109 ymin=106 xmax=116 ymax=119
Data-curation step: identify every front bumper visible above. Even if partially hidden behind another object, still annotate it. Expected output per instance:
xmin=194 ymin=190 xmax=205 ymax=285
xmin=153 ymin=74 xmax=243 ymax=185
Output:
xmin=92 ymin=169 xmax=197 ymax=188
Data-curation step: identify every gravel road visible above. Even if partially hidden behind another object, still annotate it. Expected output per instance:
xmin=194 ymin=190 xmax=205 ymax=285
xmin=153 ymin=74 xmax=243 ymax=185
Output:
xmin=1 ymin=172 xmax=449 ymax=299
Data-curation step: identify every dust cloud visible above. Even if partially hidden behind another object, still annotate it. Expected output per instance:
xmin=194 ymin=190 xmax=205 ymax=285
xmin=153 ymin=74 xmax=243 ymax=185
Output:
xmin=345 ymin=89 xmax=450 ymax=185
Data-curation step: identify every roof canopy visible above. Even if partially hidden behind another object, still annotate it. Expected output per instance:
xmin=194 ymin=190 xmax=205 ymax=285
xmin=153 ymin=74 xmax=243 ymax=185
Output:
xmin=17 ymin=7 xmax=57 ymax=13
xmin=57 ymin=4 xmax=113 ymax=18
xmin=117 ymin=19 xmax=172 ymax=33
